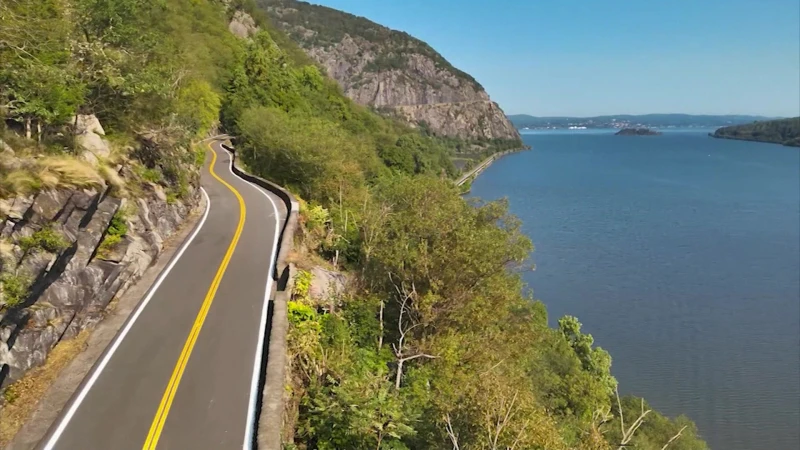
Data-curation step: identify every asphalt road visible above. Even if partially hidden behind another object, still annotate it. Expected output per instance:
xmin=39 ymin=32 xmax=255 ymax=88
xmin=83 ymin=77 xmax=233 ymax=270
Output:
xmin=38 ymin=141 xmax=287 ymax=450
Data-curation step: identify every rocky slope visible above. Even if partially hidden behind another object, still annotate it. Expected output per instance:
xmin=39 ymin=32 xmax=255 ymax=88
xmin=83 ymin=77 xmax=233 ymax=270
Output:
xmin=258 ymin=0 xmax=521 ymax=143
xmin=0 ymin=119 xmax=200 ymax=388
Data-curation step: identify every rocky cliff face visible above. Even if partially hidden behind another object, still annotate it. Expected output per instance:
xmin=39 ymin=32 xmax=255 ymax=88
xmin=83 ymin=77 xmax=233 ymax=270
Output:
xmin=259 ymin=0 xmax=521 ymax=143
xmin=0 ymin=121 xmax=200 ymax=387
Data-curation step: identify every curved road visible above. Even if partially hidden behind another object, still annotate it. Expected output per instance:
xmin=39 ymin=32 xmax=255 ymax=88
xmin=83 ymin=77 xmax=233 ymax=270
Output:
xmin=38 ymin=141 xmax=287 ymax=450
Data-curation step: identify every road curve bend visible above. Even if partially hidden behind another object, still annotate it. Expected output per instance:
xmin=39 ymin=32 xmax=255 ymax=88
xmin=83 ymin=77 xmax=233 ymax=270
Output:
xmin=38 ymin=141 xmax=287 ymax=450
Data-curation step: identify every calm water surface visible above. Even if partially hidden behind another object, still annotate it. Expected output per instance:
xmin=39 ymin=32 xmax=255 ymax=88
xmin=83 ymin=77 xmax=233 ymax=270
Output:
xmin=469 ymin=130 xmax=800 ymax=450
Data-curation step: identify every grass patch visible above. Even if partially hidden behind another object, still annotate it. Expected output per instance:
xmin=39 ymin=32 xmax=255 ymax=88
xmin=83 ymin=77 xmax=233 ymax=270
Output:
xmin=136 ymin=166 xmax=162 ymax=184
xmin=0 ymin=171 xmax=40 ymax=197
xmin=193 ymin=145 xmax=206 ymax=167
xmin=96 ymin=209 xmax=128 ymax=259
xmin=0 ymin=330 xmax=91 ymax=447
xmin=19 ymin=227 xmax=69 ymax=254
xmin=96 ymin=234 xmax=122 ymax=259
xmin=0 ymin=272 xmax=31 ymax=308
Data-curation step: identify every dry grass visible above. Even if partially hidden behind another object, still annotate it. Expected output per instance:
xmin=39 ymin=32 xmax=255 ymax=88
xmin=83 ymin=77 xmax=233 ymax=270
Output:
xmin=99 ymin=163 xmax=127 ymax=196
xmin=0 ymin=330 xmax=90 ymax=447
xmin=0 ymin=239 xmax=13 ymax=257
xmin=37 ymin=157 xmax=104 ymax=189
xmin=0 ymin=171 xmax=39 ymax=197
xmin=1 ymin=155 xmax=105 ymax=199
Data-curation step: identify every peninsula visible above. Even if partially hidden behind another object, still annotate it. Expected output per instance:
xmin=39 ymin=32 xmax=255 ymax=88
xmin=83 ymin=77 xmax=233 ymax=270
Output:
xmin=711 ymin=117 xmax=800 ymax=147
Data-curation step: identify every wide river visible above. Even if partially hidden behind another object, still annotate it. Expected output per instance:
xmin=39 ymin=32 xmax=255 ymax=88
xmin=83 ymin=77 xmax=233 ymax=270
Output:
xmin=469 ymin=129 xmax=800 ymax=450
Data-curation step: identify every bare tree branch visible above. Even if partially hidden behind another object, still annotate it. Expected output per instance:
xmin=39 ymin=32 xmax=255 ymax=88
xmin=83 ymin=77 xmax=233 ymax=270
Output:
xmin=444 ymin=414 xmax=460 ymax=450
xmin=660 ymin=426 xmax=687 ymax=450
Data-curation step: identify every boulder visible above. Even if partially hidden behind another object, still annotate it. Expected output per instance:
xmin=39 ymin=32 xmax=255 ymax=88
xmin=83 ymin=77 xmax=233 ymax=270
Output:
xmin=229 ymin=10 xmax=258 ymax=38
xmin=309 ymin=267 xmax=347 ymax=301
xmin=76 ymin=133 xmax=110 ymax=164
xmin=0 ymin=147 xmax=21 ymax=172
xmin=71 ymin=114 xmax=105 ymax=136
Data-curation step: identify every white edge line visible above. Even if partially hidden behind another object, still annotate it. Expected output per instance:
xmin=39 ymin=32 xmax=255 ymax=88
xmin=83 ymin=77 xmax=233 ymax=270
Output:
xmin=217 ymin=145 xmax=281 ymax=450
xmin=41 ymin=188 xmax=212 ymax=450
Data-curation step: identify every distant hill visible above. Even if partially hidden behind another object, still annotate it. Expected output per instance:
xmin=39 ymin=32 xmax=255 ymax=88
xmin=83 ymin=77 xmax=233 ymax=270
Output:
xmin=508 ymin=114 xmax=779 ymax=129
xmin=711 ymin=118 xmax=800 ymax=147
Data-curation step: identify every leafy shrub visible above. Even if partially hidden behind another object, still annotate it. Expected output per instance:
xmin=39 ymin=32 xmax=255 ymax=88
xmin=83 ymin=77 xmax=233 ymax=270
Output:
xmin=137 ymin=166 xmax=163 ymax=184
xmin=193 ymin=146 xmax=206 ymax=167
xmin=0 ymin=272 xmax=32 ymax=308
xmin=294 ymin=270 xmax=312 ymax=300
xmin=304 ymin=204 xmax=329 ymax=230
xmin=19 ymin=227 xmax=69 ymax=254
xmin=107 ymin=210 xmax=129 ymax=237
xmin=2 ymin=385 xmax=19 ymax=404
xmin=288 ymin=300 xmax=316 ymax=325
xmin=97 ymin=209 xmax=128 ymax=259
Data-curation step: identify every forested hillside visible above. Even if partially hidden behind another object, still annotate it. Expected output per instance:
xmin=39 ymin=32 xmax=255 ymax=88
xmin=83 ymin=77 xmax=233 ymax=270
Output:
xmin=712 ymin=117 xmax=800 ymax=147
xmin=2 ymin=1 xmax=707 ymax=449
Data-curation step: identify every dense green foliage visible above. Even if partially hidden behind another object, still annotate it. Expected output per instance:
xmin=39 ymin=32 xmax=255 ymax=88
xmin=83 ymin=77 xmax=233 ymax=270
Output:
xmin=258 ymin=0 xmax=482 ymax=89
xmin=0 ymin=272 xmax=31 ymax=308
xmin=712 ymin=117 xmax=800 ymax=147
xmin=0 ymin=0 xmax=241 ymax=199
xmin=19 ymin=227 xmax=69 ymax=254
xmin=2 ymin=1 xmax=707 ymax=448
xmin=287 ymin=175 xmax=707 ymax=449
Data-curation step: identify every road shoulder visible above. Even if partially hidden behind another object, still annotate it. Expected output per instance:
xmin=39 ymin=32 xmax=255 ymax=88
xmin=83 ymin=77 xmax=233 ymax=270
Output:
xmin=5 ymin=193 xmax=208 ymax=450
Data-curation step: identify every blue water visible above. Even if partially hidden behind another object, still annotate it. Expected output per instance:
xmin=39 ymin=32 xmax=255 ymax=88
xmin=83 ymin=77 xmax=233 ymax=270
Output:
xmin=469 ymin=129 xmax=800 ymax=450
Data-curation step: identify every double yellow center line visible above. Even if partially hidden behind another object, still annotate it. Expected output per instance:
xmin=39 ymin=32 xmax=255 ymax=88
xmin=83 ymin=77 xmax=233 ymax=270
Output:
xmin=142 ymin=145 xmax=246 ymax=449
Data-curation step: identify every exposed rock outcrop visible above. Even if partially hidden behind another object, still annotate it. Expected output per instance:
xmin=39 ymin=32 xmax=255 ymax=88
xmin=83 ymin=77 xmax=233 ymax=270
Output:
xmin=260 ymin=0 xmax=521 ymax=143
xmin=72 ymin=114 xmax=110 ymax=165
xmin=308 ymin=267 xmax=347 ymax=303
xmin=0 ymin=186 xmax=198 ymax=387
xmin=393 ymin=101 xmax=520 ymax=140
xmin=0 ymin=126 xmax=201 ymax=387
xmin=228 ymin=10 xmax=258 ymax=38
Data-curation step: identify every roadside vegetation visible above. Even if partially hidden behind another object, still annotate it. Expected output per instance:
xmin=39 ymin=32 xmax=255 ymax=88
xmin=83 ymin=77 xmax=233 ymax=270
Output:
xmin=1 ymin=1 xmax=708 ymax=448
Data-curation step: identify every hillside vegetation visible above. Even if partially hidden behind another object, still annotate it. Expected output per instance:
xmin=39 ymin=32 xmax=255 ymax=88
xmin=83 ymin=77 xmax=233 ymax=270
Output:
xmin=2 ymin=1 xmax=706 ymax=449
xmin=712 ymin=117 xmax=800 ymax=147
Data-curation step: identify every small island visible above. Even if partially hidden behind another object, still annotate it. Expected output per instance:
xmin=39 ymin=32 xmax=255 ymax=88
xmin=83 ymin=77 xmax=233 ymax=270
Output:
xmin=615 ymin=128 xmax=662 ymax=136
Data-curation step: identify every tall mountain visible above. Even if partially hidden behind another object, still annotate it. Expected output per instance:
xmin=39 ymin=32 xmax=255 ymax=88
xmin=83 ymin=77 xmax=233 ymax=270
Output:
xmin=257 ymin=0 xmax=521 ymax=144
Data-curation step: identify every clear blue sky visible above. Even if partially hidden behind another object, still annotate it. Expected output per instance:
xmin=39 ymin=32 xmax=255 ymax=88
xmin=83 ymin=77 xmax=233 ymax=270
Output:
xmin=307 ymin=0 xmax=800 ymax=117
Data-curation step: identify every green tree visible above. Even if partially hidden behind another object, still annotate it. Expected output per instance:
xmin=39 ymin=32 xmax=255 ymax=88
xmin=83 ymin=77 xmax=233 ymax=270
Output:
xmin=176 ymin=79 xmax=221 ymax=137
xmin=558 ymin=316 xmax=618 ymax=398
